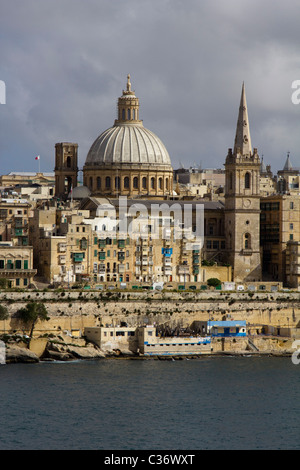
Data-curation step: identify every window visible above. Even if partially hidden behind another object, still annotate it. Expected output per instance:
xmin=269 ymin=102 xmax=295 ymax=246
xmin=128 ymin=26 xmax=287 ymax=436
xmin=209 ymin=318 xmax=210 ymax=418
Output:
xmin=165 ymin=178 xmax=169 ymax=191
xmin=0 ymin=260 xmax=4 ymax=269
xmin=15 ymin=260 xmax=22 ymax=269
xmin=245 ymin=172 xmax=250 ymax=189
xmin=213 ymin=241 xmax=219 ymax=250
xmin=151 ymin=177 xmax=155 ymax=189
xmin=80 ymin=238 xmax=87 ymax=250
xmin=290 ymin=223 xmax=294 ymax=230
xmin=133 ymin=177 xmax=138 ymax=189
xmin=23 ymin=278 xmax=28 ymax=286
xmin=142 ymin=177 xmax=147 ymax=189
xmin=97 ymin=177 xmax=101 ymax=189
xmin=158 ymin=178 xmax=163 ymax=190
xmin=244 ymin=233 xmax=251 ymax=249
xmin=124 ymin=177 xmax=129 ymax=189
xmin=66 ymin=156 xmax=71 ymax=168
xmin=290 ymin=202 xmax=294 ymax=210
xmin=89 ymin=177 xmax=93 ymax=189
xmin=122 ymin=109 xmax=125 ymax=120
xmin=229 ymin=172 xmax=233 ymax=190
xmin=7 ymin=260 xmax=13 ymax=269
xmin=105 ymin=176 xmax=111 ymax=189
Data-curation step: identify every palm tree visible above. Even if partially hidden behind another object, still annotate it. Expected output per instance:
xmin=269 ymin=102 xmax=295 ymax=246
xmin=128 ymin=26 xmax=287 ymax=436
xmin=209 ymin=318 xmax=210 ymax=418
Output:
xmin=17 ymin=302 xmax=49 ymax=347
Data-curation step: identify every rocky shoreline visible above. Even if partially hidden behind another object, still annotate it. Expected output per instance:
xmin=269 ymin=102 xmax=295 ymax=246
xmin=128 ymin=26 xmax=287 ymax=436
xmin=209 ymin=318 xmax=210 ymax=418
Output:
xmin=1 ymin=335 xmax=293 ymax=364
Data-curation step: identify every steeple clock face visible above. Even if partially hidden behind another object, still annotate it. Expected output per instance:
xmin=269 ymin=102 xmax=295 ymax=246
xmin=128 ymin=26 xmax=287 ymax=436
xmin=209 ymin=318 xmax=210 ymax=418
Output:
xmin=243 ymin=198 xmax=251 ymax=208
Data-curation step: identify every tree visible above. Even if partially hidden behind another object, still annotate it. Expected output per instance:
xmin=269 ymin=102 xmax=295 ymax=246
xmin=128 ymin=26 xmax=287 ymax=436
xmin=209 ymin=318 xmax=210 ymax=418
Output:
xmin=0 ymin=278 xmax=7 ymax=289
xmin=0 ymin=305 xmax=9 ymax=333
xmin=17 ymin=302 xmax=49 ymax=347
xmin=207 ymin=278 xmax=221 ymax=287
xmin=0 ymin=305 xmax=8 ymax=320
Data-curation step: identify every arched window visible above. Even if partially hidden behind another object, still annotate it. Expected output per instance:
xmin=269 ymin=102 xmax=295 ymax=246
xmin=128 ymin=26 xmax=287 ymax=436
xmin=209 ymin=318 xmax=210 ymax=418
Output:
xmin=127 ymin=109 xmax=131 ymax=120
xmin=105 ymin=176 xmax=111 ymax=189
xmin=229 ymin=172 xmax=233 ymax=190
xmin=165 ymin=178 xmax=169 ymax=191
xmin=142 ymin=177 xmax=147 ymax=189
xmin=151 ymin=177 xmax=155 ymax=190
xmin=133 ymin=177 xmax=138 ymax=189
xmin=244 ymin=233 xmax=251 ymax=249
xmin=124 ymin=177 xmax=129 ymax=189
xmin=158 ymin=177 xmax=163 ymax=190
xmin=89 ymin=177 xmax=93 ymax=189
xmin=97 ymin=177 xmax=101 ymax=190
xmin=122 ymin=109 xmax=125 ymax=120
xmin=66 ymin=156 xmax=71 ymax=168
xmin=245 ymin=172 xmax=251 ymax=189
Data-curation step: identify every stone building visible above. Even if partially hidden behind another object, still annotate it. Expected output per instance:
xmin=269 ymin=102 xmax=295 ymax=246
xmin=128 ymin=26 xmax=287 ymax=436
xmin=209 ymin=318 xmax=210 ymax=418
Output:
xmin=286 ymin=241 xmax=300 ymax=288
xmin=0 ymin=242 xmax=36 ymax=288
xmin=224 ymin=83 xmax=262 ymax=282
xmin=0 ymin=197 xmax=33 ymax=246
xmin=260 ymin=194 xmax=300 ymax=283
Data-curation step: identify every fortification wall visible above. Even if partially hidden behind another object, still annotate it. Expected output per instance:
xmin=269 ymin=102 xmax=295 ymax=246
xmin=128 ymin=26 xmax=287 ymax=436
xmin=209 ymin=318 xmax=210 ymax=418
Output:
xmin=0 ymin=290 xmax=299 ymax=337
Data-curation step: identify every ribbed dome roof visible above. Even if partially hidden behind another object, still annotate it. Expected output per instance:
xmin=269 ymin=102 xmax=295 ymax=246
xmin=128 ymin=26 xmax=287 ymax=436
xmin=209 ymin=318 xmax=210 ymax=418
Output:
xmin=85 ymin=123 xmax=172 ymax=167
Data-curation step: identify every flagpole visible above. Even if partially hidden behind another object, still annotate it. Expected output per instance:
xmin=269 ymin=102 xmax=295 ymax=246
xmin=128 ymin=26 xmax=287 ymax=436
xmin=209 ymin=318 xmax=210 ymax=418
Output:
xmin=35 ymin=155 xmax=41 ymax=173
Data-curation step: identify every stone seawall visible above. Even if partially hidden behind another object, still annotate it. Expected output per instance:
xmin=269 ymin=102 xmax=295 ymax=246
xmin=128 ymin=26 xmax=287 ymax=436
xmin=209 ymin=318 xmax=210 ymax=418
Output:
xmin=0 ymin=290 xmax=299 ymax=337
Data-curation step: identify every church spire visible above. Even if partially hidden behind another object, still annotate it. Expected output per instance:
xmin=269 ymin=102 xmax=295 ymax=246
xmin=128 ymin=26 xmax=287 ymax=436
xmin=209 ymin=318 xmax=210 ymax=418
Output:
xmin=283 ymin=152 xmax=293 ymax=171
xmin=234 ymin=82 xmax=252 ymax=157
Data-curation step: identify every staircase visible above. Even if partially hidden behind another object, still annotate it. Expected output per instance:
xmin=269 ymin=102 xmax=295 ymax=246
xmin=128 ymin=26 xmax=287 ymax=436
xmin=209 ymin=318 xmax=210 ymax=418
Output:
xmin=247 ymin=338 xmax=260 ymax=352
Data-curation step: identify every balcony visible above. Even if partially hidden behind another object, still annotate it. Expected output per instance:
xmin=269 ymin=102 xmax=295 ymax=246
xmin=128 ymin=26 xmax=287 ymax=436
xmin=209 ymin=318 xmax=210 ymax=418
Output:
xmin=0 ymin=268 xmax=37 ymax=275
xmin=178 ymin=265 xmax=190 ymax=275
xmin=163 ymin=266 xmax=172 ymax=273
xmin=73 ymin=252 xmax=84 ymax=263
xmin=241 ymin=249 xmax=253 ymax=256
xmin=74 ymin=264 xmax=83 ymax=274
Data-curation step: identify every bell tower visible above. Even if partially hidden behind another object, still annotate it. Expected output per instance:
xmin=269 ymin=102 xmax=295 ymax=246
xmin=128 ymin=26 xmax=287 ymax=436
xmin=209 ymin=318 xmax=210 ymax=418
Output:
xmin=55 ymin=142 xmax=78 ymax=198
xmin=224 ymin=83 xmax=262 ymax=282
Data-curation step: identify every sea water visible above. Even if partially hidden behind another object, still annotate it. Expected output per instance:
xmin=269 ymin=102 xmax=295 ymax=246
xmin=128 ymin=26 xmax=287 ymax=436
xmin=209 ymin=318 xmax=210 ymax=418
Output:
xmin=0 ymin=356 xmax=299 ymax=450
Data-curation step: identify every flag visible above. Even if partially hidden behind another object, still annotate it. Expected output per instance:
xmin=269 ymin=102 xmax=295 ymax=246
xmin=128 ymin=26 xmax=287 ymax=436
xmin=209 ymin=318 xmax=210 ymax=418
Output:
xmin=35 ymin=155 xmax=40 ymax=160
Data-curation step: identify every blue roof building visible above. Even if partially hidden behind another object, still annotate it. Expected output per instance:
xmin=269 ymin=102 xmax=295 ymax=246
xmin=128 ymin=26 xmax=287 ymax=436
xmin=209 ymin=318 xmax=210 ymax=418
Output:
xmin=207 ymin=320 xmax=247 ymax=337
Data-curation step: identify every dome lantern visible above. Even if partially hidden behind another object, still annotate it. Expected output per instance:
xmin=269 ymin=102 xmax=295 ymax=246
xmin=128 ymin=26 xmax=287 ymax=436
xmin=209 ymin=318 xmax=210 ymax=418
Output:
xmin=115 ymin=74 xmax=142 ymax=125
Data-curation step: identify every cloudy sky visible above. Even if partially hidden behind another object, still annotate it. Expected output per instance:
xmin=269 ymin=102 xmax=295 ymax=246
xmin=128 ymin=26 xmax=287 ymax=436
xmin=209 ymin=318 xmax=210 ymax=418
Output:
xmin=0 ymin=0 xmax=299 ymax=177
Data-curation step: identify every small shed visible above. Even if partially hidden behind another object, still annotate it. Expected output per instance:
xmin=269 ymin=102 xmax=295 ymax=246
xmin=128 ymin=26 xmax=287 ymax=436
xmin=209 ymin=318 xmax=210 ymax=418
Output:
xmin=207 ymin=320 xmax=247 ymax=337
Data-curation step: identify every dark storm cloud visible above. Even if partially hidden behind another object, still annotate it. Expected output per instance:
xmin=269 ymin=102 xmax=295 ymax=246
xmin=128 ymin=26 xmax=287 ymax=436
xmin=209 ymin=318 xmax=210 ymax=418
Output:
xmin=0 ymin=0 xmax=299 ymax=175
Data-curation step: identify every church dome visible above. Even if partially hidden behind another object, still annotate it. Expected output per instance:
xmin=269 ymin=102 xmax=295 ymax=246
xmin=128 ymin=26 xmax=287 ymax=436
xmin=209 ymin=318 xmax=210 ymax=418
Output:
xmin=85 ymin=123 xmax=171 ymax=167
xmin=83 ymin=75 xmax=173 ymax=197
